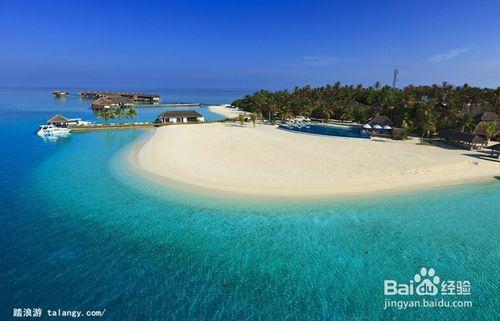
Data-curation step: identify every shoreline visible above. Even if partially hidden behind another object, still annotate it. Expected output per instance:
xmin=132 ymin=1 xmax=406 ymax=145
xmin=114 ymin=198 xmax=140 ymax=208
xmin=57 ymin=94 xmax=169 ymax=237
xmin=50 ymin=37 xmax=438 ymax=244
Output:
xmin=129 ymin=123 xmax=499 ymax=198
xmin=129 ymin=147 xmax=497 ymax=200
xmin=208 ymin=105 xmax=248 ymax=119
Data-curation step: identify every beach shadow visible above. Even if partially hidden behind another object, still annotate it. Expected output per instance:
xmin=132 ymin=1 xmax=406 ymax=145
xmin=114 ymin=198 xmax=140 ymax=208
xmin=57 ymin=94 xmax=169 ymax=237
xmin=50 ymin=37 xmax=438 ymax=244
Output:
xmin=224 ymin=123 xmax=247 ymax=128
xmin=463 ymin=152 xmax=500 ymax=163
xmin=430 ymin=140 xmax=463 ymax=150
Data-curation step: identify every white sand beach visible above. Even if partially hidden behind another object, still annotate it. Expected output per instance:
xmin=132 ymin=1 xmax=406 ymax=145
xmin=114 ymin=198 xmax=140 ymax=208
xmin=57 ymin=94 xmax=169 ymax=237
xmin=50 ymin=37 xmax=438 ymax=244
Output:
xmin=208 ymin=105 xmax=247 ymax=119
xmin=133 ymin=123 xmax=500 ymax=197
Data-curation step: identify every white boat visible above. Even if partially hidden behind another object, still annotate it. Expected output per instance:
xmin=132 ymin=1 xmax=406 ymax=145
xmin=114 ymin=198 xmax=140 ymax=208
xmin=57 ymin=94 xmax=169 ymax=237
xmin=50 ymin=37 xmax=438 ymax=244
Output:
xmin=68 ymin=118 xmax=93 ymax=126
xmin=37 ymin=125 xmax=71 ymax=137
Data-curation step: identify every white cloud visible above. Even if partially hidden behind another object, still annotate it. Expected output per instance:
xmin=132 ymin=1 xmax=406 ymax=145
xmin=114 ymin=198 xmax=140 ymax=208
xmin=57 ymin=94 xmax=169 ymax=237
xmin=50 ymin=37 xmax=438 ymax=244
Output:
xmin=300 ymin=55 xmax=338 ymax=66
xmin=428 ymin=47 xmax=471 ymax=63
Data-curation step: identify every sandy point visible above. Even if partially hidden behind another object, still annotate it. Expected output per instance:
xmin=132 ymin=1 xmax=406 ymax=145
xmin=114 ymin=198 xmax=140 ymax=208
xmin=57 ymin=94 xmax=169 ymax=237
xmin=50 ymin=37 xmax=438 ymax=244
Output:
xmin=208 ymin=105 xmax=248 ymax=119
xmin=131 ymin=122 xmax=500 ymax=197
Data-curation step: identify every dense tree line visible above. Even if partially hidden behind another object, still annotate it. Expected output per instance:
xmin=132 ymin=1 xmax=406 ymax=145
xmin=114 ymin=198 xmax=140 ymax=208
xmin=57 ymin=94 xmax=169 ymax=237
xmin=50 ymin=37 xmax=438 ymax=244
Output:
xmin=96 ymin=107 xmax=138 ymax=121
xmin=231 ymin=82 xmax=500 ymax=137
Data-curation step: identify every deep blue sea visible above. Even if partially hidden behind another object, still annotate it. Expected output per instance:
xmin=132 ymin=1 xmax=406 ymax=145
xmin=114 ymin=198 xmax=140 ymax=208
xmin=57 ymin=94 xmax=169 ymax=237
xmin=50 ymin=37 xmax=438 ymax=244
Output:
xmin=0 ymin=88 xmax=498 ymax=321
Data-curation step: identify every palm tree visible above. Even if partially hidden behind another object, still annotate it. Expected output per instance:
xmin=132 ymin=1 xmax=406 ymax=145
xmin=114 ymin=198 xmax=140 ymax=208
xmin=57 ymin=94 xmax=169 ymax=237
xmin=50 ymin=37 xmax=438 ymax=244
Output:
xmin=229 ymin=82 xmax=500 ymax=139
xmin=112 ymin=108 xmax=124 ymax=119
xmin=97 ymin=109 xmax=114 ymax=122
xmin=484 ymin=120 xmax=499 ymax=144
xmin=457 ymin=112 xmax=475 ymax=133
xmin=268 ymin=99 xmax=279 ymax=123
xmin=353 ymin=106 xmax=370 ymax=124
xmin=258 ymin=112 xmax=264 ymax=125
xmin=250 ymin=113 xmax=257 ymax=127
xmin=416 ymin=101 xmax=436 ymax=139
xmin=253 ymin=90 xmax=273 ymax=122
xmin=238 ymin=114 xmax=245 ymax=127
xmin=127 ymin=108 xmax=138 ymax=119
xmin=339 ymin=102 xmax=354 ymax=122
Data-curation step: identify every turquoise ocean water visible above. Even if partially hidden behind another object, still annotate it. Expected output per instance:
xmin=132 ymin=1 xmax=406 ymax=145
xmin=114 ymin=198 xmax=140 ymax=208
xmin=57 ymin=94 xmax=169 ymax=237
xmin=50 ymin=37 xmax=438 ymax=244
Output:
xmin=0 ymin=88 xmax=498 ymax=320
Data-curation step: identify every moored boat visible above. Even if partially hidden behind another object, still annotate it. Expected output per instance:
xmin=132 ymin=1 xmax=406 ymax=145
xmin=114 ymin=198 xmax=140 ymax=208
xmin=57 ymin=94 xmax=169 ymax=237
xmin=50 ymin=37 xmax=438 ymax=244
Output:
xmin=37 ymin=124 xmax=71 ymax=137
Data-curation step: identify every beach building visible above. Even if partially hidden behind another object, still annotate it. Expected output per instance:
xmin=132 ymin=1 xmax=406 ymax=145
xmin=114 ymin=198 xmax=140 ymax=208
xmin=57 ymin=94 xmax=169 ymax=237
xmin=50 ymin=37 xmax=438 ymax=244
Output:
xmin=52 ymin=90 xmax=69 ymax=96
xmin=473 ymin=111 xmax=499 ymax=123
xmin=365 ymin=114 xmax=394 ymax=133
xmin=473 ymin=111 xmax=500 ymax=138
xmin=367 ymin=114 xmax=393 ymax=127
xmin=124 ymin=93 xmax=161 ymax=103
xmin=157 ymin=110 xmax=204 ymax=123
xmin=92 ymin=96 xmax=135 ymax=110
xmin=438 ymin=129 xmax=486 ymax=150
xmin=47 ymin=114 xmax=70 ymax=127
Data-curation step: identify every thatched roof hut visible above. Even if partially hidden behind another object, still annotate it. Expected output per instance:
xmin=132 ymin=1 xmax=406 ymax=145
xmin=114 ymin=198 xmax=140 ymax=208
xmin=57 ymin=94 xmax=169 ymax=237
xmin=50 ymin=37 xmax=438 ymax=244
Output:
xmin=473 ymin=120 xmax=500 ymax=137
xmin=47 ymin=114 xmax=70 ymax=127
xmin=472 ymin=111 xmax=499 ymax=137
xmin=92 ymin=96 xmax=134 ymax=110
xmin=438 ymin=129 xmax=486 ymax=150
xmin=367 ymin=114 xmax=393 ymax=127
xmin=473 ymin=111 xmax=499 ymax=123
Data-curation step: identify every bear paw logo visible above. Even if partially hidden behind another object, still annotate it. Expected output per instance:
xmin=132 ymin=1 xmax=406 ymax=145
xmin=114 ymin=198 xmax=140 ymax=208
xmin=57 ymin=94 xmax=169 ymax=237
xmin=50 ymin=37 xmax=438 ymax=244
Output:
xmin=414 ymin=267 xmax=440 ymax=296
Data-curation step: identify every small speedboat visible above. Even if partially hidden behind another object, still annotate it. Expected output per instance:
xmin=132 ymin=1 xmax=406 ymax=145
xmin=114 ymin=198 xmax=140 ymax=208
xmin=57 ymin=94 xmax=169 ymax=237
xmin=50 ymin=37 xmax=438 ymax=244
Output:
xmin=37 ymin=125 xmax=71 ymax=137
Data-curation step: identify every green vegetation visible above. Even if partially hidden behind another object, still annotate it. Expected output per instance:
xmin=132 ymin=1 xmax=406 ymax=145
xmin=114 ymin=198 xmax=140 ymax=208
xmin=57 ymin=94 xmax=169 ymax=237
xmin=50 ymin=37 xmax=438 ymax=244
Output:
xmin=238 ymin=114 xmax=245 ymax=127
xmin=97 ymin=108 xmax=138 ymax=121
xmin=484 ymin=120 xmax=499 ymax=143
xmin=250 ymin=113 xmax=257 ymax=127
xmin=97 ymin=109 xmax=114 ymax=122
xmin=417 ymin=139 xmax=433 ymax=146
xmin=391 ymin=128 xmax=408 ymax=140
xmin=127 ymin=108 xmax=138 ymax=119
xmin=232 ymin=82 xmax=500 ymax=137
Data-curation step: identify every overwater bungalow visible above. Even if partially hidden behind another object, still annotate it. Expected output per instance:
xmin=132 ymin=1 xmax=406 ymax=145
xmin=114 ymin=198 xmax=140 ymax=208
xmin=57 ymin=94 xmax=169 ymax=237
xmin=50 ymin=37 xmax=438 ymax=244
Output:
xmin=92 ymin=96 xmax=135 ymax=110
xmin=156 ymin=110 xmax=204 ymax=123
xmin=124 ymin=93 xmax=161 ymax=103
xmin=438 ymin=129 xmax=486 ymax=150
xmin=47 ymin=114 xmax=70 ymax=127
xmin=81 ymin=91 xmax=161 ymax=104
xmin=52 ymin=90 xmax=69 ymax=96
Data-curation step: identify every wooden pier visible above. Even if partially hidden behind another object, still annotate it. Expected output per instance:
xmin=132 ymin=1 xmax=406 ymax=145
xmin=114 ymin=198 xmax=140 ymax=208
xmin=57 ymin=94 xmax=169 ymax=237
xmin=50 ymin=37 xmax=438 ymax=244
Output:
xmin=68 ymin=120 xmax=221 ymax=133
xmin=68 ymin=122 xmax=156 ymax=132
xmin=134 ymin=102 xmax=210 ymax=107
xmin=79 ymin=91 xmax=161 ymax=104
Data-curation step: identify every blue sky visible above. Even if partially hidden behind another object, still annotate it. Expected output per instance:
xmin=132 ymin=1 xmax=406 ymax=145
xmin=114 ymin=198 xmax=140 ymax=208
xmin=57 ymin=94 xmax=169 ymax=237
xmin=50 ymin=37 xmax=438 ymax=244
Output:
xmin=1 ymin=0 xmax=499 ymax=89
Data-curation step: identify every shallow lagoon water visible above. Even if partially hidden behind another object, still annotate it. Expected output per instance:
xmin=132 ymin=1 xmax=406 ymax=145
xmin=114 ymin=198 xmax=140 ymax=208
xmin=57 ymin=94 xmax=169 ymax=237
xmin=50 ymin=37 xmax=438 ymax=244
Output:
xmin=0 ymin=89 xmax=498 ymax=320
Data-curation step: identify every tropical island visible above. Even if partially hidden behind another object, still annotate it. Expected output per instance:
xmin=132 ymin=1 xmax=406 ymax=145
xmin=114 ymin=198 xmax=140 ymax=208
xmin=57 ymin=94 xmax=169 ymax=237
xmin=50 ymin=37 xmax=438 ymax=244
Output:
xmin=231 ymin=82 xmax=500 ymax=140
xmin=132 ymin=82 xmax=500 ymax=197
